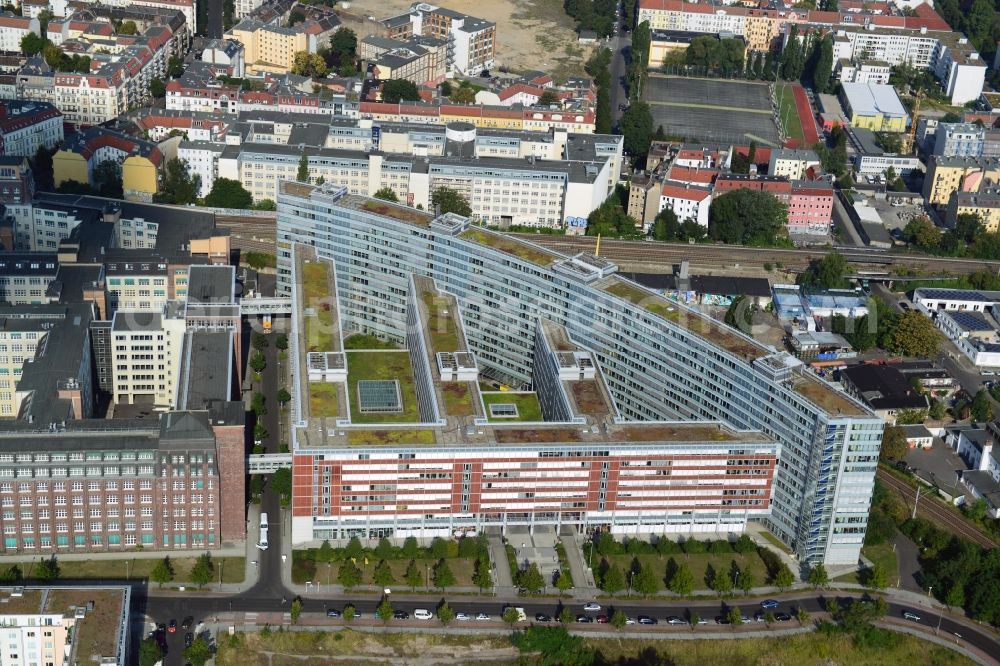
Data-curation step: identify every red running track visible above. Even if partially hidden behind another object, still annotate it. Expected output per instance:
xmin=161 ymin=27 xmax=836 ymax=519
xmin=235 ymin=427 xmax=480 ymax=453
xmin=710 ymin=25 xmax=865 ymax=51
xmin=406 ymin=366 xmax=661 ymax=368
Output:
xmin=789 ymin=83 xmax=820 ymax=147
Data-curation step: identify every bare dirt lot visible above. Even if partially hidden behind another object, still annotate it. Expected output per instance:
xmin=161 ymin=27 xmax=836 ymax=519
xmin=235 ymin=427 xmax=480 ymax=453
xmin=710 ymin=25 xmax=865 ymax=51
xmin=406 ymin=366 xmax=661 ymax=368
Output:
xmin=337 ymin=0 xmax=593 ymax=78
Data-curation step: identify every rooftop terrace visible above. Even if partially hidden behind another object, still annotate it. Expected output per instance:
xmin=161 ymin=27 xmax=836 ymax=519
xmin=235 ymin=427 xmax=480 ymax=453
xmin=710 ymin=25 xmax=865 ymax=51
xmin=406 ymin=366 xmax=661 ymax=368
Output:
xmin=482 ymin=391 xmax=543 ymax=422
xmin=347 ymin=350 xmax=420 ymax=423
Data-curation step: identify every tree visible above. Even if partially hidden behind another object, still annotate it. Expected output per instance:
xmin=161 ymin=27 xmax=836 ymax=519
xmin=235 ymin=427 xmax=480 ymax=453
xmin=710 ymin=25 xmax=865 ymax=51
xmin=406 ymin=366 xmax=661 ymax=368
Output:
xmin=290 ymin=597 xmax=302 ymax=623
xmin=886 ymin=311 xmax=941 ymax=358
xmin=727 ymin=606 xmax=743 ymax=626
xmin=738 ymin=569 xmax=756 ymax=595
xmin=382 ymin=79 xmax=421 ymax=103
xmin=205 ymin=178 xmax=253 ymax=209
xmin=601 ymin=563 xmax=626 ymax=595
xmin=780 ymin=26 xmax=805 ymax=80
xmin=151 ymin=557 xmax=174 ymax=588
xmin=620 ymin=100 xmax=654 ymax=163
xmin=450 ymin=85 xmax=477 ymax=103
xmin=945 ymin=583 xmax=966 ymax=610
xmin=432 ymin=187 xmax=472 ymax=217
xmin=154 ymin=158 xmax=200 ymax=205
xmin=31 ymin=145 xmax=53 ymax=191
xmin=437 ymin=601 xmax=455 ymax=625
xmin=472 ymin=556 xmax=492 ymax=592
xmin=292 ymin=51 xmax=327 ymax=78
xmin=611 ymin=609 xmax=628 ymax=629
xmin=338 ymin=560 xmax=363 ymax=588
xmin=808 ymin=563 xmax=829 ymax=589
xmin=139 ymin=637 xmax=165 ymax=666
xmin=800 ymin=252 xmax=849 ymax=289
xmin=811 ymin=35 xmax=834 ymax=93
xmin=709 ymin=189 xmax=788 ymax=245
xmin=772 ymin=564 xmax=794 ymax=590
xmin=632 ymin=564 xmax=662 ymax=595
xmin=330 ymin=27 xmax=358 ymax=59
xmin=929 ymin=398 xmax=946 ymax=420
xmin=796 ymin=606 xmax=810 ymax=624
xmin=373 ymin=187 xmax=398 ymax=202
xmin=559 ymin=607 xmax=575 ymax=623
xmin=432 ymin=559 xmax=455 ymax=589
xmin=93 ymin=159 xmax=123 ymax=199
xmin=652 ymin=206 xmax=683 ymax=241
xmin=20 ymin=32 xmax=43 ymax=56
xmin=518 ymin=562 xmax=545 ymax=593
xmin=503 ymin=607 xmax=521 ymax=625
xmin=0 ymin=565 xmax=20 ymax=583
xmin=251 ymin=392 xmax=267 ymax=417
xmin=668 ymin=561 xmax=695 ymax=595
xmin=371 ymin=559 xmax=395 ymax=587
xmin=343 ymin=605 xmax=356 ymax=622
xmin=34 ymin=558 xmax=59 ymax=581
xmin=863 ymin=562 xmax=889 ymax=589
xmin=538 ymin=91 xmax=561 ymax=107
xmin=149 ymin=77 xmax=166 ymax=98
xmin=167 ymin=56 xmax=184 ymax=78
xmin=555 ymin=569 xmax=573 ymax=595
xmin=187 ymin=553 xmax=212 ymax=588
xmin=971 ymin=388 xmax=994 ymax=422
xmin=711 ymin=568 xmax=733 ymax=596
xmin=118 ymin=20 xmax=138 ymax=35
xmin=318 ymin=540 xmax=334 ymax=562
xmin=297 ymin=155 xmax=310 ymax=182
xmin=377 ymin=597 xmax=394 ymax=622
xmin=405 ymin=559 xmax=422 ymax=590
xmin=277 ymin=388 xmax=292 ymax=406
xmin=879 ymin=425 xmax=908 ymax=462
xmin=268 ymin=464 xmax=291 ymax=502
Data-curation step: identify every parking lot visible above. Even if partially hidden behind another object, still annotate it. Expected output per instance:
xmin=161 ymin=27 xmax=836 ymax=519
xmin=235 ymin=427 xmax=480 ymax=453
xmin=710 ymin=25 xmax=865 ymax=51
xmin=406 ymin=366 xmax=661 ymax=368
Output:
xmin=903 ymin=441 xmax=967 ymax=499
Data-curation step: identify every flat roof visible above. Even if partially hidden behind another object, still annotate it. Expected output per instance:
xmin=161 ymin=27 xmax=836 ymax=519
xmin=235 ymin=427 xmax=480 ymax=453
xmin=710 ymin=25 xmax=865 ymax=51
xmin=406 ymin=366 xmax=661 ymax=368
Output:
xmin=841 ymin=82 xmax=907 ymax=119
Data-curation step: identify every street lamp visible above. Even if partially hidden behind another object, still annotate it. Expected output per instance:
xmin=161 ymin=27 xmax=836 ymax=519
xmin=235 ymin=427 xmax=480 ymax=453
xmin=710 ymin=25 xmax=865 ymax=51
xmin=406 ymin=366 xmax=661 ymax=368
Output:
xmin=327 ymin=562 xmax=332 ymax=590
xmin=425 ymin=563 xmax=430 ymax=588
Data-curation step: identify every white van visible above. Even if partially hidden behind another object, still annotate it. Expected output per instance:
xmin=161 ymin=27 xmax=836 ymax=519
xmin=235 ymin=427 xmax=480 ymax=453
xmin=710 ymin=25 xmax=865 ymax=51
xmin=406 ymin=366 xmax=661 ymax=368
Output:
xmin=256 ymin=531 xmax=268 ymax=551
xmin=260 ymin=513 xmax=269 ymax=530
xmin=413 ymin=609 xmax=433 ymax=620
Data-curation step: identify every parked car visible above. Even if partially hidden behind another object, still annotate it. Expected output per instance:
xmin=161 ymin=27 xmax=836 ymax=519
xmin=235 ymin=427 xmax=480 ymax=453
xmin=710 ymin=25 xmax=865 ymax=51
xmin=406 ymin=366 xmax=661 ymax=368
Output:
xmin=596 ymin=614 xmax=609 ymax=624
xmin=576 ymin=615 xmax=593 ymax=623
xmin=393 ymin=610 xmax=410 ymax=620
xmin=475 ymin=612 xmax=491 ymax=621
xmin=167 ymin=620 xmax=177 ymax=633
xmin=534 ymin=613 xmax=551 ymax=622
xmin=181 ymin=616 xmax=194 ymax=629
xmin=760 ymin=599 xmax=779 ymax=610
xmin=625 ymin=617 xmax=636 ymax=625
xmin=326 ymin=609 xmax=341 ymax=618
xmin=184 ymin=633 xmax=193 ymax=648
xmin=775 ymin=612 xmax=792 ymax=622
xmin=413 ymin=609 xmax=433 ymax=620
xmin=666 ymin=616 xmax=686 ymax=625
xmin=455 ymin=612 xmax=472 ymax=621
xmin=637 ymin=615 xmax=657 ymax=625
xmin=583 ymin=602 xmax=601 ymax=611
xmin=903 ymin=611 xmax=921 ymax=622
xmin=753 ymin=612 xmax=766 ymax=623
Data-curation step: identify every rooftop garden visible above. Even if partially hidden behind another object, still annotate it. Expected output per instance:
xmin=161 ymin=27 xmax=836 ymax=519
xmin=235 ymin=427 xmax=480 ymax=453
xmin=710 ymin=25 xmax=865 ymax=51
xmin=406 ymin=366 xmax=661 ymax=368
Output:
xmin=361 ymin=200 xmax=433 ymax=226
xmin=422 ymin=289 xmax=462 ymax=352
xmin=308 ymin=382 xmax=339 ymax=418
xmin=793 ymin=376 xmax=867 ymax=417
xmin=441 ymin=381 xmax=477 ymax=417
xmin=481 ymin=391 xmax=544 ymax=422
xmin=301 ymin=260 xmax=336 ymax=352
xmin=612 ymin=425 xmax=739 ymax=442
xmin=46 ymin=588 xmax=122 ymax=664
xmin=343 ymin=333 xmax=399 ymax=350
xmin=347 ymin=350 xmax=420 ymax=423
xmin=603 ymin=279 xmax=765 ymax=360
xmin=459 ymin=229 xmax=557 ymax=267
xmin=346 ymin=429 xmax=436 ymax=445
xmin=494 ymin=428 xmax=584 ymax=443
xmin=571 ymin=380 xmax=611 ymax=415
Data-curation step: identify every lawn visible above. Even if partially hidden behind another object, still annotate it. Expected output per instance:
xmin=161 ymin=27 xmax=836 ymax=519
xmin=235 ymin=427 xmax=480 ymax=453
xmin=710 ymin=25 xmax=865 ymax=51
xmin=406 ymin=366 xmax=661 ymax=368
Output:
xmin=346 ymin=429 xmax=436 ymax=445
xmin=291 ymin=554 xmax=478 ymax=588
xmin=11 ymin=556 xmax=245 ymax=585
xmin=441 ymin=381 xmax=476 ymax=416
xmin=347 ymin=350 xmax=420 ymax=423
xmin=481 ymin=391 xmax=543 ymax=422
xmin=421 ymin=289 xmax=461 ymax=352
xmin=584 ymin=634 xmax=973 ymax=666
xmin=776 ymin=83 xmax=805 ymax=143
xmin=301 ymin=261 xmax=335 ymax=352
xmin=834 ymin=542 xmax=899 ymax=585
xmin=604 ymin=551 xmax=770 ymax=593
xmin=604 ymin=279 xmax=679 ymax=320
xmin=308 ymin=382 xmax=339 ymax=417
xmin=343 ymin=333 xmax=399 ymax=350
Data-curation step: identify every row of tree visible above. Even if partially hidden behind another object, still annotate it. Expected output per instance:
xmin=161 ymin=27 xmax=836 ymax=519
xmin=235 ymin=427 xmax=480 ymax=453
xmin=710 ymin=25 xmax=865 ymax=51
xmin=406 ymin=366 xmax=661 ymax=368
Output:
xmin=564 ymin=0 xmax=619 ymax=38
xmin=903 ymin=213 xmax=1000 ymax=261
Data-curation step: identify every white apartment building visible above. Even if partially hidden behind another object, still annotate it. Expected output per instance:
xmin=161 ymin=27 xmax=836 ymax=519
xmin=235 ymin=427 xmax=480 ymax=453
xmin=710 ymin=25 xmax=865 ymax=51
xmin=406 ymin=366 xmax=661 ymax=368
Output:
xmin=836 ymin=60 xmax=892 ymax=85
xmin=0 ymin=14 xmax=39 ymax=53
xmin=178 ymin=141 xmax=225 ymax=198
xmin=110 ymin=306 xmax=186 ymax=407
xmin=659 ymin=182 xmax=711 ymax=227
xmin=768 ymin=148 xmax=821 ymax=180
xmin=235 ymin=0 xmax=266 ymax=19
xmin=0 ymin=323 xmax=45 ymax=417
xmin=100 ymin=0 xmax=196 ymax=31
xmin=0 ymin=101 xmax=63 ymax=158
xmin=0 ymin=612 xmax=70 ymax=666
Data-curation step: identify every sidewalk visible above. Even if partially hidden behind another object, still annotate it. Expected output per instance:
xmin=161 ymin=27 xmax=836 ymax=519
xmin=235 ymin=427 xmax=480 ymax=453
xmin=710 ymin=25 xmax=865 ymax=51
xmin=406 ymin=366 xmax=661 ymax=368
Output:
xmin=558 ymin=526 xmax=599 ymax=599
xmin=487 ymin=535 xmax=516 ymax=597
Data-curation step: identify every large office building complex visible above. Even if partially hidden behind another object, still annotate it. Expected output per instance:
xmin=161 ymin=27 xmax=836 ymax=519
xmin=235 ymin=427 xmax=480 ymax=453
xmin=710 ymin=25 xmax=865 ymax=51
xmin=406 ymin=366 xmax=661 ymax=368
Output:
xmin=277 ymin=182 xmax=883 ymax=567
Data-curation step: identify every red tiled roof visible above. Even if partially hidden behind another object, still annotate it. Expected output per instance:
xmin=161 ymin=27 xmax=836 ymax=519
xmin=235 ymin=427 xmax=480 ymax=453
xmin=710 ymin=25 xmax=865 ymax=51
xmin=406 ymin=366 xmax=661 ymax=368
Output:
xmin=661 ymin=182 xmax=712 ymax=201
xmin=668 ymin=166 xmax=718 ymax=184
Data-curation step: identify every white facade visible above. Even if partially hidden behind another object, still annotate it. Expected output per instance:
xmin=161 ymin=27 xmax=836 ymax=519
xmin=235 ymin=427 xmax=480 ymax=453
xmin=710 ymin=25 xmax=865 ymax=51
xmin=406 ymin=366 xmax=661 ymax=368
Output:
xmin=769 ymin=149 xmax=821 ymax=180
xmin=0 ymin=104 xmax=63 ymax=158
xmin=235 ymin=0 xmax=266 ymax=19
xmin=658 ymin=184 xmax=711 ymax=227
xmin=177 ymin=142 xmax=223 ymax=198
xmin=932 ymin=39 xmax=988 ymax=106
xmin=0 ymin=613 xmax=70 ymax=666
xmin=913 ymin=287 xmax=998 ymax=314
xmin=0 ymin=15 xmax=39 ymax=53
xmin=110 ymin=306 xmax=186 ymax=407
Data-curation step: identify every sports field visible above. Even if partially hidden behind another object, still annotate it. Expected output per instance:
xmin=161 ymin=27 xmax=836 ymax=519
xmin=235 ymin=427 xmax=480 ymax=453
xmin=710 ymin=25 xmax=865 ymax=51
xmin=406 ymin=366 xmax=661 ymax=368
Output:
xmin=644 ymin=75 xmax=781 ymax=146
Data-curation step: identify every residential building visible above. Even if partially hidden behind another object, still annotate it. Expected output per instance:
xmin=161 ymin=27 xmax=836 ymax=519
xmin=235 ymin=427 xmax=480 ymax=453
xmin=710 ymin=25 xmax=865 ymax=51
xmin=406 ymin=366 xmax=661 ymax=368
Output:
xmin=0 ymin=156 xmax=35 ymax=205
xmin=0 ymin=254 xmax=58 ymax=304
xmin=360 ymin=35 xmax=448 ymax=86
xmin=0 ymin=586 xmax=130 ymax=666
xmin=948 ymin=422 xmax=1000 ymax=517
xmin=658 ymin=181 xmax=711 ymax=226
xmin=787 ymin=180 xmax=834 ymax=235
xmin=902 ymin=424 xmax=933 ymax=449
xmin=276 ymin=182 xmax=883 ymax=568
xmin=201 ymin=38 xmax=246 ymax=78
xmin=226 ymin=20 xmax=312 ymax=75
xmin=0 ymin=101 xmax=63 ymax=158
xmin=922 ymin=155 xmax=1000 ymax=205
xmin=53 ymin=128 xmax=164 ymax=203
xmin=913 ymin=287 xmax=1000 ymax=314
xmin=849 ymin=126 xmax=922 ymax=176
xmin=946 ymin=189 xmax=1000 ymax=232
xmin=934 ymin=310 xmax=1000 ymax=369
xmin=836 ymin=59 xmax=892 ymax=85
xmin=933 ymin=122 xmax=985 ymax=158
xmin=357 ymin=100 xmax=596 ymax=133
xmin=839 ymin=82 xmax=908 ymax=133
xmin=382 ymin=3 xmax=495 ymax=75
xmin=0 ymin=13 xmax=39 ymax=53
xmin=768 ymin=149 xmax=821 ymax=180
xmin=178 ymin=141 xmax=225 ymax=198
xmin=839 ymin=363 xmax=928 ymax=424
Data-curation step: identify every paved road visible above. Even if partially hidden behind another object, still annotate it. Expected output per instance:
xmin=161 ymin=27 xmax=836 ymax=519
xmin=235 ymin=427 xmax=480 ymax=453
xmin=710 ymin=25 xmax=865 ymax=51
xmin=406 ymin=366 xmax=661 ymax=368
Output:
xmin=608 ymin=32 xmax=629 ymax=129
xmin=206 ymin=0 xmax=223 ymax=38
xmin=893 ymin=534 xmax=924 ymax=594
xmin=141 ymin=590 xmax=998 ymax=662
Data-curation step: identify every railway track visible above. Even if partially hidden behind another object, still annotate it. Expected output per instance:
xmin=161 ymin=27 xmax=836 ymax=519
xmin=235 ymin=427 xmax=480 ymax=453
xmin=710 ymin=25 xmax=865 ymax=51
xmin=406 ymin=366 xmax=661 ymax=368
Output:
xmin=877 ymin=468 xmax=997 ymax=550
xmin=512 ymin=234 xmax=1000 ymax=274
